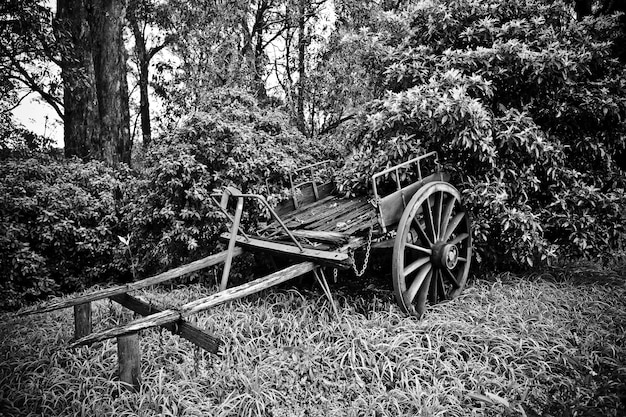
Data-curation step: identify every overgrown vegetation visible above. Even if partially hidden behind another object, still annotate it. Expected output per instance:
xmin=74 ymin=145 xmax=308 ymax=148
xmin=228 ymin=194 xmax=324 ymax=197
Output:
xmin=0 ymin=156 xmax=129 ymax=309
xmin=2 ymin=268 xmax=625 ymax=416
xmin=0 ymin=90 xmax=333 ymax=308
xmin=334 ymin=0 xmax=626 ymax=269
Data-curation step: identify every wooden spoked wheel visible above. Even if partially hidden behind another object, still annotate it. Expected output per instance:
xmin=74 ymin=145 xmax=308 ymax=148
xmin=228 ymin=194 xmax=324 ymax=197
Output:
xmin=392 ymin=181 xmax=472 ymax=317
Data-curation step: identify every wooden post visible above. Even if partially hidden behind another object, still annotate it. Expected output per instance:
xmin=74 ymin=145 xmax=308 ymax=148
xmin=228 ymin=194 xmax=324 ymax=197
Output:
xmin=220 ymin=196 xmax=244 ymax=291
xmin=73 ymin=303 xmax=92 ymax=340
xmin=117 ymin=333 xmax=141 ymax=391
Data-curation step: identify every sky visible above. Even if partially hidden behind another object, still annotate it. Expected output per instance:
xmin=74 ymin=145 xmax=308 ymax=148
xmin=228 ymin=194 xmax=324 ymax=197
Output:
xmin=11 ymin=95 xmax=64 ymax=147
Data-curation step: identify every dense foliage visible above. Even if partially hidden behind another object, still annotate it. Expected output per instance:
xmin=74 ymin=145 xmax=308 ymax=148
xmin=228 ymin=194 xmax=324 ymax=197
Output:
xmin=0 ymin=156 xmax=129 ymax=309
xmin=119 ymin=89 xmax=333 ymax=277
xmin=335 ymin=0 xmax=626 ymax=268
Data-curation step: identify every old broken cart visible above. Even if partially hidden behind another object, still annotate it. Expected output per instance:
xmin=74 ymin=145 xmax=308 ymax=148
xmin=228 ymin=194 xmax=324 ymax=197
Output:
xmin=20 ymin=151 xmax=472 ymax=375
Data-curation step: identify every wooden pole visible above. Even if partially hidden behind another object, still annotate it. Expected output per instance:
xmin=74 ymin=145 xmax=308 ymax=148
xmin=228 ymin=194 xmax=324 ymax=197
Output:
xmin=118 ymin=333 xmax=141 ymax=391
xmin=19 ymin=248 xmax=243 ymax=316
xmin=220 ymin=197 xmax=244 ymax=291
xmin=71 ymin=262 xmax=317 ymax=347
xmin=73 ymin=303 xmax=92 ymax=340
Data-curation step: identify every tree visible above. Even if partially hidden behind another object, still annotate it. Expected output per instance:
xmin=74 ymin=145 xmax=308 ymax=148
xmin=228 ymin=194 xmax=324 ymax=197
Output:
xmin=86 ymin=0 xmax=132 ymax=165
xmin=127 ymin=0 xmax=175 ymax=149
xmin=2 ymin=0 xmax=131 ymax=166
xmin=0 ymin=1 xmax=64 ymax=127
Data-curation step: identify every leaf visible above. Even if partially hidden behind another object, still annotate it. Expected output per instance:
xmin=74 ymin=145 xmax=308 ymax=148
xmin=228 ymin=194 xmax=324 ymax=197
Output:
xmin=484 ymin=392 xmax=511 ymax=408
xmin=117 ymin=235 xmax=129 ymax=246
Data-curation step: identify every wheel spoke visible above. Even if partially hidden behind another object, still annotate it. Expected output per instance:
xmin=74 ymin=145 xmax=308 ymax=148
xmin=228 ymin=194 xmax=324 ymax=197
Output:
xmin=442 ymin=212 xmax=465 ymax=242
xmin=406 ymin=242 xmax=432 ymax=255
xmin=442 ymin=268 xmax=460 ymax=289
xmin=411 ymin=219 xmax=432 ymax=246
xmin=448 ymin=232 xmax=469 ymax=246
xmin=421 ymin=196 xmax=436 ymax=242
xmin=433 ymin=191 xmax=443 ymax=240
xmin=404 ymin=257 xmax=430 ymax=277
xmin=439 ymin=195 xmax=456 ymax=239
xmin=429 ymin=270 xmax=439 ymax=304
xmin=437 ymin=270 xmax=446 ymax=299
xmin=403 ymin=263 xmax=432 ymax=305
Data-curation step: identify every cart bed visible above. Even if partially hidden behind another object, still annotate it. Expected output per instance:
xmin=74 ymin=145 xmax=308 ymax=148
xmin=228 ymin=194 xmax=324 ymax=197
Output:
xmin=261 ymin=194 xmax=378 ymax=244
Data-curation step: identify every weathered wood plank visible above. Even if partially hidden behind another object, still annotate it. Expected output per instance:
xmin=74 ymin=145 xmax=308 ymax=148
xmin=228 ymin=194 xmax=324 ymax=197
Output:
xmin=110 ymin=294 xmax=221 ymax=355
xmin=19 ymin=248 xmax=243 ymax=316
xmin=289 ymin=230 xmax=350 ymax=245
xmin=378 ymin=173 xmax=448 ymax=229
xmin=308 ymin=201 xmax=373 ymax=231
xmin=285 ymin=198 xmax=369 ymax=230
xmin=71 ymin=262 xmax=317 ymax=347
xmin=220 ymin=234 xmax=351 ymax=268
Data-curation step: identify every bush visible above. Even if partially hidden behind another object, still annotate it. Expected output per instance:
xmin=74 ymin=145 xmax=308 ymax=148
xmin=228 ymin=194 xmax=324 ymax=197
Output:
xmin=0 ymin=156 xmax=130 ymax=309
xmin=335 ymin=0 xmax=626 ymax=269
xmin=122 ymin=88 xmax=333 ymax=277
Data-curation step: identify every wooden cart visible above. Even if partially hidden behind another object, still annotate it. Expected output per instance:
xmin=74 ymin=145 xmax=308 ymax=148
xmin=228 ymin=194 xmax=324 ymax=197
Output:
xmin=216 ymin=150 xmax=472 ymax=318
xmin=19 ymin=151 xmax=472 ymax=387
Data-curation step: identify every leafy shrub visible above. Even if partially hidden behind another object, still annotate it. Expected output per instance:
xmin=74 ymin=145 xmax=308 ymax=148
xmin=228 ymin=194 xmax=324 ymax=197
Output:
xmin=123 ymin=88 xmax=333 ymax=276
xmin=336 ymin=0 xmax=626 ymax=268
xmin=0 ymin=156 xmax=129 ymax=309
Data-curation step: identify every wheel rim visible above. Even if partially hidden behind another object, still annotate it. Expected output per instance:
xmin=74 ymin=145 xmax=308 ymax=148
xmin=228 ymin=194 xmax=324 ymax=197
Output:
xmin=392 ymin=182 xmax=472 ymax=317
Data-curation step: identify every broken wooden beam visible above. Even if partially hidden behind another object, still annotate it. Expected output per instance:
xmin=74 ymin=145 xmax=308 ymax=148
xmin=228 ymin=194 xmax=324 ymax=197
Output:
xmin=71 ymin=262 xmax=317 ymax=347
xmin=220 ymin=233 xmax=351 ymax=268
xmin=18 ymin=248 xmax=243 ymax=316
xmin=110 ymin=293 xmax=222 ymax=355
xmin=289 ymin=230 xmax=350 ymax=245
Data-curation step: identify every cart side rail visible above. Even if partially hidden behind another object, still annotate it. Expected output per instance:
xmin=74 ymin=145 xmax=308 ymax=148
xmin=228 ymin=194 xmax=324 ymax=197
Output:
xmin=371 ymin=152 xmax=446 ymax=232
xmin=274 ymin=160 xmax=335 ymax=215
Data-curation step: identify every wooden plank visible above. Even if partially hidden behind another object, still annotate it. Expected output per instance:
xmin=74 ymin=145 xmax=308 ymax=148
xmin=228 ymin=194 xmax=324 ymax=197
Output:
xmin=118 ymin=333 xmax=141 ymax=391
xmin=71 ymin=262 xmax=318 ymax=347
xmin=378 ymin=173 xmax=448 ymax=229
xmin=19 ymin=248 xmax=243 ymax=316
xmin=220 ymin=234 xmax=351 ymax=268
xmin=289 ymin=198 xmax=368 ymax=230
xmin=110 ymin=293 xmax=221 ymax=355
xmin=338 ymin=212 xmax=379 ymax=236
xmin=289 ymin=230 xmax=350 ymax=245
xmin=308 ymin=201 xmax=373 ymax=231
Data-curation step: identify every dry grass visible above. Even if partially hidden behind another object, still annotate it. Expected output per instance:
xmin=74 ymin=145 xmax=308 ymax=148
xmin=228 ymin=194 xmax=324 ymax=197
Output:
xmin=1 ymin=266 xmax=625 ymax=416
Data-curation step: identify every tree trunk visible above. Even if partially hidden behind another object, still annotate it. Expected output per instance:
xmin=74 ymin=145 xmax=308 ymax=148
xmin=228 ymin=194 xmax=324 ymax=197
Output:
xmin=296 ymin=0 xmax=307 ymax=135
xmin=87 ymin=0 xmax=132 ymax=166
xmin=57 ymin=0 xmax=101 ymax=160
xmin=129 ymin=13 xmax=152 ymax=148
xmin=254 ymin=24 xmax=268 ymax=101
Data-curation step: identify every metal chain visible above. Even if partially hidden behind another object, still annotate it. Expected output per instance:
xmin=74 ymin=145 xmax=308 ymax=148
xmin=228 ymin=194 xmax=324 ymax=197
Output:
xmin=332 ymin=267 xmax=338 ymax=283
xmin=351 ymin=227 xmax=373 ymax=277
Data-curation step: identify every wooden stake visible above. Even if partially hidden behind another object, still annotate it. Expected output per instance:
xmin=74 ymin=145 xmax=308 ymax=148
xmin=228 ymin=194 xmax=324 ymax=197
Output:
xmin=73 ymin=303 xmax=92 ymax=340
xmin=118 ymin=333 xmax=141 ymax=391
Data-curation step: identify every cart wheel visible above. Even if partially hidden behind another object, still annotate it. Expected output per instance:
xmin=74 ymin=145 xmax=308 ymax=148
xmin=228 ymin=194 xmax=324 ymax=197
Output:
xmin=392 ymin=181 xmax=472 ymax=317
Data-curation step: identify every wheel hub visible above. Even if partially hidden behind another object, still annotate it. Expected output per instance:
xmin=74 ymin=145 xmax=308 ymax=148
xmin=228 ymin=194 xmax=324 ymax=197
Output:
xmin=432 ymin=243 xmax=459 ymax=270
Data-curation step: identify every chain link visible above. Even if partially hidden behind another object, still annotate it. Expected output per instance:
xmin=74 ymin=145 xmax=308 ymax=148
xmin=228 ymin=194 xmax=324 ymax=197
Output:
xmin=351 ymin=227 xmax=373 ymax=277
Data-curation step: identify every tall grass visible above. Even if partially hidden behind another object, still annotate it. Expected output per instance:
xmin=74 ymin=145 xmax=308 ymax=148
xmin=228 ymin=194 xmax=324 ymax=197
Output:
xmin=1 ymin=267 xmax=625 ymax=416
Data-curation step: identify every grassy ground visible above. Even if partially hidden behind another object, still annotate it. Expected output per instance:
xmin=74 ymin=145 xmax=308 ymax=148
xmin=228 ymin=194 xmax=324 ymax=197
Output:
xmin=1 ymin=264 xmax=625 ymax=416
